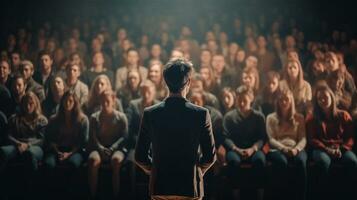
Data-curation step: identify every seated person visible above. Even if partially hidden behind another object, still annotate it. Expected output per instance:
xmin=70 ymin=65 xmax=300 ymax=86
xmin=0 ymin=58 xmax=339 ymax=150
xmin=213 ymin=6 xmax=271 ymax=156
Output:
xmin=87 ymin=89 xmax=128 ymax=199
xmin=307 ymin=83 xmax=357 ymax=198
xmin=266 ymin=88 xmax=307 ymax=200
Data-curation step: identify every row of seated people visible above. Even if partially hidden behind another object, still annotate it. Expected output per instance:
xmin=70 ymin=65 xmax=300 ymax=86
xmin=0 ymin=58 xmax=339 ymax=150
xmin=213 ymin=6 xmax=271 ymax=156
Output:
xmin=0 ymin=79 xmax=356 ymax=200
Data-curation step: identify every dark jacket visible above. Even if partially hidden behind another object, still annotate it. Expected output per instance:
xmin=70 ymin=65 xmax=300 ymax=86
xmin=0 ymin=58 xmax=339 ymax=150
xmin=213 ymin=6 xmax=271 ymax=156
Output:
xmin=125 ymin=98 xmax=160 ymax=149
xmin=135 ymin=97 xmax=216 ymax=198
xmin=33 ymin=70 xmax=55 ymax=99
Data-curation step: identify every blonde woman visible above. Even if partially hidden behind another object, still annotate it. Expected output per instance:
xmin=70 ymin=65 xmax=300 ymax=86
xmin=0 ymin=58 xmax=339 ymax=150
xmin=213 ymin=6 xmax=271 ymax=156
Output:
xmin=266 ymin=89 xmax=307 ymax=200
xmin=279 ymin=58 xmax=312 ymax=115
xmin=85 ymin=74 xmax=123 ymax=115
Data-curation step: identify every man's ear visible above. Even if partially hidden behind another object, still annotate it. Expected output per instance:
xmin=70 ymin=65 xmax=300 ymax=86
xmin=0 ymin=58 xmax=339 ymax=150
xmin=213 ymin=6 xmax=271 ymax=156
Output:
xmin=186 ymin=78 xmax=191 ymax=88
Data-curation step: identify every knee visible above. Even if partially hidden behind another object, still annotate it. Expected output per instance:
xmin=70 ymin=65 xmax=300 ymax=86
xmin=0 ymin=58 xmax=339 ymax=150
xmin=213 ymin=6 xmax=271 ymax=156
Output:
xmin=295 ymin=157 xmax=307 ymax=169
xmin=111 ymin=156 xmax=124 ymax=168
xmin=273 ymin=156 xmax=288 ymax=169
xmin=343 ymin=152 xmax=357 ymax=169
xmin=252 ymin=152 xmax=266 ymax=168
xmin=226 ymin=151 xmax=241 ymax=166
xmin=44 ymin=156 xmax=56 ymax=169
xmin=68 ymin=158 xmax=82 ymax=169
xmin=88 ymin=156 xmax=101 ymax=168
xmin=313 ymin=152 xmax=331 ymax=171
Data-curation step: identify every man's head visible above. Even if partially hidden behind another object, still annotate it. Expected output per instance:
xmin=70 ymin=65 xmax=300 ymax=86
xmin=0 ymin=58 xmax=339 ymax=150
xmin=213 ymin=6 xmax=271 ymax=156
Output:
xmin=39 ymin=50 xmax=53 ymax=73
xmin=163 ymin=58 xmax=193 ymax=95
xmin=20 ymin=60 xmax=34 ymax=81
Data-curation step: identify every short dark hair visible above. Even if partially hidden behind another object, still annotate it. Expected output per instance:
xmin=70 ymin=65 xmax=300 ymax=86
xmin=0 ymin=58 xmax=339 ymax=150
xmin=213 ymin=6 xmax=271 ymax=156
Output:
xmin=38 ymin=50 xmax=54 ymax=60
xmin=163 ymin=58 xmax=193 ymax=93
xmin=236 ymin=85 xmax=254 ymax=100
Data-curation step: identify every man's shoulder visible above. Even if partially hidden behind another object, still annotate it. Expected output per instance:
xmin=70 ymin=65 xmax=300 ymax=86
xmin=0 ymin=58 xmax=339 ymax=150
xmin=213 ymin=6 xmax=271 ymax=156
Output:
xmin=143 ymin=100 xmax=208 ymax=114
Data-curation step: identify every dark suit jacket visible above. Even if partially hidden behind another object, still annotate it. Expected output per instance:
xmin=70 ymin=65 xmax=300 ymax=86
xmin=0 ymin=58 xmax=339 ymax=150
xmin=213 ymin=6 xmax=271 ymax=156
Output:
xmin=125 ymin=98 xmax=160 ymax=149
xmin=33 ymin=70 xmax=54 ymax=99
xmin=135 ymin=96 xmax=216 ymax=198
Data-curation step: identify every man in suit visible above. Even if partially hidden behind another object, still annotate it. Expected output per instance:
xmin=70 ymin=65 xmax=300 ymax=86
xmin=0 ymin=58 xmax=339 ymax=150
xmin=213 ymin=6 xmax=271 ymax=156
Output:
xmin=33 ymin=50 xmax=55 ymax=99
xmin=135 ymin=58 xmax=216 ymax=200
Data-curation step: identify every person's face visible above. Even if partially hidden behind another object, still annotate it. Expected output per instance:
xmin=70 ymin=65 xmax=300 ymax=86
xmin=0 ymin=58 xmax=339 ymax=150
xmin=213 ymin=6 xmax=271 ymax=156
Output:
xmin=40 ymin=55 xmax=53 ymax=71
xmin=91 ymin=39 xmax=102 ymax=52
xmin=54 ymin=49 xmax=64 ymax=62
xmin=161 ymin=32 xmax=169 ymax=43
xmin=128 ymin=72 xmax=140 ymax=89
xmin=236 ymin=50 xmax=246 ymax=63
xmin=11 ymin=53 xmax=21 ymax=66
xmin=200 ymin=51 xmax=211 ymax=64
xmin=219 ymin=32 xmax=228 ymax=43
xmin=223 ymin=91 xmax=235 ymax=109
xmin=96 ymin=78 xmax=107 ymax=94
xmin=285 ymin=36 xmax=296 ymax=48
xmin=0 ymin=61 xmax=10 ymax=80
xmin=245 ymin=56 xmax=258 ymax=68
xmin=268 ymin=77 xmax=279 ymax=93
xmin=287 ymin=52 xmax=299 ymax=61
xmin=287 ymin=62 xmax=299 ymax=79
xmin=141 ymin=35 xmax=149 ymax=45
xmin=64 ymin=96 xmax=75 ymax=112
xmin=141 ymin=86 xmax=155 ymax=103
xmin=148 ymin=65 xmax=161 ymax=84
xmin=325 ymin=54 xmax=339 ymax=72
xmin=312 ymin=61 xmax=325 ymax=75
xmin=190 ymin=80 xmax=204 ymax=92
xmin=171 ymin=50 xmax=183 ymax=59
xmin=69 ymin=38 xmax=78 ymax=50
xmin=278 ymin=94 xmax=291 ymax=112
xmin=67 ymin=65 xmax=80 ymax=81
xmin=205 ymin=32 xmax=215 ymax=41
xmin=273 ymin=38 xmax=282 ymax=50
xmin=21 ymin=65 xmax=33 ymax=80
xmin=117 ymin=29 xmax=127 ymax=40
xmin=14 ymin=78 xmax=25 ymax=95
xmin=207 ymin=41 xmax=218 ymax=52
xmin=212 ymin=56 xmax=225 ymax=73
xmin=122 ymin=39 xmax=131 ymax=50
xmin=242 ymin=72 xmax=256 ymax=89
xmin=71 ymin=54 xmax=81 ymax=65
xmin=46 ymin=41 xmax=56 ymax=52
xmin=72 ymin=29 xmax=80 ymax=40
xmin=199 ymin=68 xmax=210 ymax=81
xmin=101 ymin=95 xmax=114 ymax=113
xmin=53 ymin=77 xmax=65 ymax=93
xmin=237 ymin=94 xmax=252 ymax=112
xmin=317 ymin=90 xmax=332 ymax=111
xmin=93 ymin=53 xmax=104 ymax=66
xmin=25 ymin=97 xmax=36 ymax=114
xmin=127 ymin=51 xmax=139 ymax=65
xmin=229 ymin=43 xmax=239 ymax=55
xmin=191 ymin=94 xmax=204 ymax=107
xmin=151 ymin=45 xmax=161 ymax=58
xmin=257 ymin=36 xmax=267 ymax=48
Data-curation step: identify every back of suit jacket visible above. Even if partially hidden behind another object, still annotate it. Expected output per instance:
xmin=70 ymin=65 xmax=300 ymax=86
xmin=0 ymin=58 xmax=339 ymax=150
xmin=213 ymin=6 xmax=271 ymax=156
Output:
xmin=135 ymin=96 xmax=216 ymax=198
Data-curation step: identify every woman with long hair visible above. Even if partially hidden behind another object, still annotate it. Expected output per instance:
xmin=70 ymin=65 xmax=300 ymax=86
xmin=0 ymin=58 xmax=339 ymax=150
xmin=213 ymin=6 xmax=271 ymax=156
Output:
xmin=117 ymin=69 xmax=142 ymax=109
xmin=85 ymin=74 xmax=123 ymax=115
xmin=256 ymin=71 xmax=281 ymax=117
xmin=148 ymin=60 xmax=168 ymax=101
xmin=307 ymin=83 xmax=357 ymax=198
xmin=44 ymin=91 xmax=89 ymax=169
xmin=266 ymin=89 xmax=307 ymax=200
xmin=42 ymin=75 xmax=67 ymax=118
xmin=0 ymin=92 xmax=47 ymax=196
xmin=199 ymin=66 xmax=220 ymax=97
xmin=87 ymin=89 xmax=128 ymax=199
xmin=279 ymin=58 xmax=312 ymax=115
